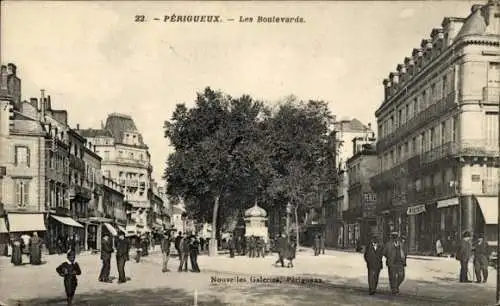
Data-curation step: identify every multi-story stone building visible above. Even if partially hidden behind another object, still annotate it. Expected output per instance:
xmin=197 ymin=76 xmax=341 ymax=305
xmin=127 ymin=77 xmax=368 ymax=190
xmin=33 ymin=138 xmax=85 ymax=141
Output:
xmin=344 ymin=137 xmax=378 ymax=247
xmin=0 ymin=64 xmax=47 ymax=253
xmin=79 ymin=113 xmax=154 ymax=235
xmin=331 ymin=118 xmax=374 ymax=247
xmin=372 ymin=1 xmax=499 ymax=254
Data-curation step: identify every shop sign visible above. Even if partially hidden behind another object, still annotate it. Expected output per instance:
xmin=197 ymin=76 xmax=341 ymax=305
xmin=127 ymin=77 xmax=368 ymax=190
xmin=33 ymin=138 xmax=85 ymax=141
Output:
xmin=406 ymin=205 xmax=426 ymax=216
xmin=437 ymin=197 xmax=459 ymax=209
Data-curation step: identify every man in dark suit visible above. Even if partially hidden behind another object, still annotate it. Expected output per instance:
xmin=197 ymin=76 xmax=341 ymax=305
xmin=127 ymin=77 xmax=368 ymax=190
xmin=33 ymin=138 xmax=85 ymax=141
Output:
xmin=115 ymin=233 xmax=129 ymax=283
xmin=456 ymin=231 xmax=473 ymax=283
xmin=473 ymin=233 xmax=490 ymax=283
xmin=178 ymin=233 xmax=190 ymax=272
xmin=99 ymin=235 xmax=114 ymax=282
xmin=364 ymin=235 xmax=384 ymax=295
xmin=383 ymin=232 xmax=407 ymax=294
xmin=275 ymin=234 xmax=288 ymax=267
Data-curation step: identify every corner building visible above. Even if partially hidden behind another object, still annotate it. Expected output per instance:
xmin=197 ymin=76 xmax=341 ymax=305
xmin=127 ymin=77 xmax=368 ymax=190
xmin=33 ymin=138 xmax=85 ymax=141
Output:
xmin=372 ymin=1 xmax=500 ymax=254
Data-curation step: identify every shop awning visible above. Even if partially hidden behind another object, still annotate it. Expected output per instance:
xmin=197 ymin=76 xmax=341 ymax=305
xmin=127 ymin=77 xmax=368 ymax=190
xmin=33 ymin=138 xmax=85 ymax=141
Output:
xmin=51 ymin=215 xmax=84 ymax=228
xmin=0 ymin=217 xmax=8 ymax=233
xmin=437 ymin=197 xmax=459 ymax=209
xmin=8 ymin=213 xmax=47 ymax=232
xmin=104 ymin=223 xmax=118 ymax=236
xmin=477 ymin=196 xmax=498 ymax=225
xmin=117 ymin=225 xmax=127 ymax=233
xmin=407 ymin=205 xmax=426 ymax=216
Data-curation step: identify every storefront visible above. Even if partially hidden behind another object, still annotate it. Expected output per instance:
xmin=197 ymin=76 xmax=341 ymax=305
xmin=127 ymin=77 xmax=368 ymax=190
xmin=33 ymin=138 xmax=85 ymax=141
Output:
xmin=475 ymin=196 xmax=498 ymax=246
xmin=47 ymin=214 xmax=84 ymax=254
xmin=407 ymin=204 xmax=439 ymax=254
xmin=0 ymin=217 xmax=8 ymax=256
xmin=6 ymin=212 xmax=47 ymax=254
xmin=437 ymin=197 xmax=460 ymax=253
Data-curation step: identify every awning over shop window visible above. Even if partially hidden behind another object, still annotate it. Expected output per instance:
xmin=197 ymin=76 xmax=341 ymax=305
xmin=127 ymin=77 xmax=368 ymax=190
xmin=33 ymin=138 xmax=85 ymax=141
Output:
xmin=437 ymin=197 xmax=459 ymax=209
xmin=8 ymin=213 xmax=47 ymax=232
xmin=0 ymin=217 xmax=8 ymax=233
xmin=117 ymin=225 xmax=127 ymax=233
xmin=406 ymin=205 xmax=426 ymax=216
xmin=51 ymin=215 xmax=84 ymax=228
xmin=104 ymin=223 xmax=118 ymax=236
xmin=477 ymin=197 xmax=498 ymax=225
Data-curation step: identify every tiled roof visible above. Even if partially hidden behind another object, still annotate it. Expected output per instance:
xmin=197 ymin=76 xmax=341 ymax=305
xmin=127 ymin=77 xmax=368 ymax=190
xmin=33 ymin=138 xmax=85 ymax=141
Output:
xmin=334 ymin=118 xmax=370 ymax=133
xmin=77 ymin=128 xmax=113 ymax=138
xmin=104 ymin=113 xmax=145 ymax=145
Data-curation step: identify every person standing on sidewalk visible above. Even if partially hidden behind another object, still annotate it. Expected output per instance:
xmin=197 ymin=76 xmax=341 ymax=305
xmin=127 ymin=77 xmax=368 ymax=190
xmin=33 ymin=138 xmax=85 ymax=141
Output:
xmin=228 ymin=234 xmax=235 ymax=258
xmin=313 ymin=235 xmax=320 ymax=256
xmin=160 ymin=231 xmax=172 ymax=272
xmin=98 ymin=235 xmax=113 ymax=283
xmin=29 ymin=232 xmax=42 ymax=265
xmin=383 ymin=232 xmax=407 ymax=294
xmin=189 ymin=234 xmax=201 ymax=272
xmin=364 ymin=235 xmax=384 ymax=295
xmin=178 ymin=233 xmax=190 ymax=272
xmin=456 ymin=231 xmax=473 ymax=283
xmin=320 ymin=235 xmax=325 ymax=255
xmin=174 ymin=232 xmax=182 ymax=258
xmin=473 ymin=233 xmax=490 ymax=283
xmin=115 ymin=233 xmax=129 ymax=284
xmin=275 ymin=234 xmax=287 ymax=267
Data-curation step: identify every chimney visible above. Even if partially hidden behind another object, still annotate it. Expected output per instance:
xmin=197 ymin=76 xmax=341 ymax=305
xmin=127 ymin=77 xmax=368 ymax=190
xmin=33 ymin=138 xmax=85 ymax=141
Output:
xmin=484 ymin=0 xmax=500 ymax=34
xmin=76 ymin=123 xmax=80 ymax=130
xmin=40 ymin=89 xmax=46 ymax=121
xmin=7 ymin=63 xmax=16 ymax=76
xmin=47 ymin=95 xmax=52 ymax=110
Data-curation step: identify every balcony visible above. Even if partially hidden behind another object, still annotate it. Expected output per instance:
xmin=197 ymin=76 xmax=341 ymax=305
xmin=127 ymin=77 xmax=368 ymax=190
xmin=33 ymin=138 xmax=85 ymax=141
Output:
xmin=378 ymin=92 xmax=456 ymax=151
xmin=113 ymin=157 xmax=149 ymax=169
xmin=482 ymin=179 xmax=499 ymax=195
xmin=127 ymin=179 xmax=139 ymax=188
xmin=483 ymin=86 xmax=499 ymax=104
xmin=69 ymin=155 xmax=85 ymax=171
xmin=69 ymin=185 xmax=92 ymax=200
xmin=451 ymin=140 xmax=499 ymax=157
xmin=408 ymin=184 xmax=458 ymax=204
xmin=421 ymin=142 xmax=455 ymax=165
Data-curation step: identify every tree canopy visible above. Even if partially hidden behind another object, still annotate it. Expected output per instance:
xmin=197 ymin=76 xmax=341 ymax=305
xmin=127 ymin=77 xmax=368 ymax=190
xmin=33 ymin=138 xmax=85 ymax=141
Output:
xmin=163 ymin=87 xmax=337 ymax=251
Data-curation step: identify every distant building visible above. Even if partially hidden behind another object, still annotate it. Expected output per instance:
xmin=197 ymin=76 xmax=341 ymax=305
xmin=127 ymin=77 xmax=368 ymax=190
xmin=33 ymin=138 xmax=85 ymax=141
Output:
xmin=372 ymin=1 xmax=500 ymax=253
xmin=345 ymin=138 xmax=378 ymax=247
xmin=79 ymin=113 xmax=154 ymax=235
xmin=331 ymin=118 xmax=374 ymax=248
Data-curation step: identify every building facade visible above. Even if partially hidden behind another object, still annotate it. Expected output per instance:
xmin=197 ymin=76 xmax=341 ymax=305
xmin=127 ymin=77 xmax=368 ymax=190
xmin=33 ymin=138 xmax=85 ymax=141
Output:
xmin=0 ymin=65 xmax=47 ymax=254
xmin=372 ymin=1 xmax=499 ymax=254
xmin=331 ymin=118 xmax=374 ymax=247
xmin=345 ymin=138 xmax=378 ymax=247
xmin=79 ymin=113 xmax=155 ymax=235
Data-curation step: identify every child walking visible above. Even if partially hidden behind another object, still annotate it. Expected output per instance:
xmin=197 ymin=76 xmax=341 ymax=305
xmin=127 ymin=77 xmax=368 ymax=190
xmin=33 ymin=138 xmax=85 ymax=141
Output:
xmin=56 ymin=250 xmax=81 ymax=306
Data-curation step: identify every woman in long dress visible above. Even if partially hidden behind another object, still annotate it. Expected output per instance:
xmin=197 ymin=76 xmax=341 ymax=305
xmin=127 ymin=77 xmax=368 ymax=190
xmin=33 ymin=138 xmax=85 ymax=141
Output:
xmin=30 ymin=232 xmax=42 ymax=265
xmin=11 ymin=237 xmax=22 ymax=266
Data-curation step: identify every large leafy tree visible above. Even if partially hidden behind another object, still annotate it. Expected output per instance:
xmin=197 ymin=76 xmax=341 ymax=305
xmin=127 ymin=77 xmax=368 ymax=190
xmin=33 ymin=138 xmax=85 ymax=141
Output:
xmin=263 ymin=98 xmax=336 ymax=246
xmin=164 ymin=87 xmax=271 ymax=255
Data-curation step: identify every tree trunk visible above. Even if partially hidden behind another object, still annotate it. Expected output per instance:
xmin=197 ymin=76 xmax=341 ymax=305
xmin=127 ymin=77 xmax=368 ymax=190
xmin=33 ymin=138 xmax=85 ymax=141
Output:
xmin=294 ymin=204 xmax=300 ymax=248
xmin=209 ymin=194 xmax=220 ymax=256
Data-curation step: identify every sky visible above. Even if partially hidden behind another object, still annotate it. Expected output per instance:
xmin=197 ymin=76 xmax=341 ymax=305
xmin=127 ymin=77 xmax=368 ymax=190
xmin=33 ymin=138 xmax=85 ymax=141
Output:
xmin=1 ymin=0 xmax=476 ymax=183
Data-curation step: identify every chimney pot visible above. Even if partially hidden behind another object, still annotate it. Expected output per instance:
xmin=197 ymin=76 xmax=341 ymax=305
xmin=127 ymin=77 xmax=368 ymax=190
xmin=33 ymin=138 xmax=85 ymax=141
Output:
xmin=47 ymin=95 xmax=52 ymax=109
xmin=7 ymin=63 xmax=17 ymax=76
xmin=77 ymin=123 xmax=80 ymax=130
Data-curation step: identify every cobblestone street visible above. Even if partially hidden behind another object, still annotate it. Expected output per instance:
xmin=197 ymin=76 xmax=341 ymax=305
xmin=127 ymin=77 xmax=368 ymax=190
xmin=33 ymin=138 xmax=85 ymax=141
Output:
xmin=0 ymin=249 xmax=496 ymax=306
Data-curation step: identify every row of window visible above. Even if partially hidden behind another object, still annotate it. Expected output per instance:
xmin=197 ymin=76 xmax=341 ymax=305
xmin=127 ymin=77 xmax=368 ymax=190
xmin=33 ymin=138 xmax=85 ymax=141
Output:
xmin=96 ymin=150 xmax=145 ymax=161
xmin=379 ymin=71 xmax=454 ymax=139
xmin=380 ymin=116 xmax=458 ymax=171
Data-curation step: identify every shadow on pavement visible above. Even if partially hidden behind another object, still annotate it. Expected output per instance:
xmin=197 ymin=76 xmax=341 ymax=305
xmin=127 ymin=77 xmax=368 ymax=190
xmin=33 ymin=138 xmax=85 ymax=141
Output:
xmin=10 ymin=287 xmax=228 ymax=306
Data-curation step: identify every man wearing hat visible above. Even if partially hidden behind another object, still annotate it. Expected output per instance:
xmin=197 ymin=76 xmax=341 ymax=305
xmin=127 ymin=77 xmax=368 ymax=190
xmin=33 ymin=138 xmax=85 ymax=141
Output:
xmin=473 ymin=233 xmax=490 ymax=283
xmin=160 ymin=231 xmax=172 ymax=272
xmin=364 ymin=235 xmax=384 ymax=295
xmin=383 ymin=232 xmax=407 ymax=294
xmin=456 ymin=231 xmax=473 ymax=283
